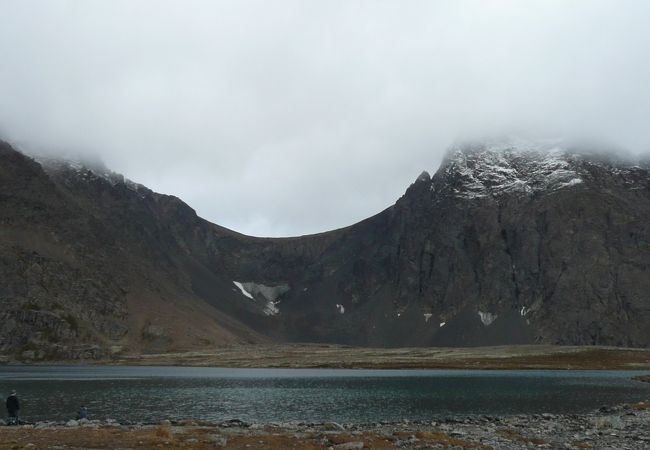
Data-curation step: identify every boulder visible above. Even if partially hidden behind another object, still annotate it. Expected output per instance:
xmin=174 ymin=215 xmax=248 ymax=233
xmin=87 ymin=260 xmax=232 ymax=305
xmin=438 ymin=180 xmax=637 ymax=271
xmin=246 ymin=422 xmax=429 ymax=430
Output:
xmin=334 ymin=443 xmax=364 ymax=450
xmin=323 ymin=422 xmax=345 ymax=431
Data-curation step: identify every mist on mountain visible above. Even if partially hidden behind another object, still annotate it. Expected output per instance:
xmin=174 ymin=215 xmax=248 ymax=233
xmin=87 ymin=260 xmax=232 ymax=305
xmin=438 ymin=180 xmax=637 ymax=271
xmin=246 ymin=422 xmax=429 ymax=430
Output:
xmin=1 ymin=1 xmax=649 ymax=236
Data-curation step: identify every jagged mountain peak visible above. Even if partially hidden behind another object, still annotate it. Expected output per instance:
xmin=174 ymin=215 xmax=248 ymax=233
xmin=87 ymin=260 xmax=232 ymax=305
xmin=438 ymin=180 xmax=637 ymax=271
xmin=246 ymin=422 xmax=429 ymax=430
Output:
xmin=415 ymin=170 xmax=431 ymax=182
xmin=435 ymin=137 xmax=582 ymax=199
xmin=427 ymin=137 xmax=649 ymax=200
xmin=34 ymin=153 xmax=151 ymax=197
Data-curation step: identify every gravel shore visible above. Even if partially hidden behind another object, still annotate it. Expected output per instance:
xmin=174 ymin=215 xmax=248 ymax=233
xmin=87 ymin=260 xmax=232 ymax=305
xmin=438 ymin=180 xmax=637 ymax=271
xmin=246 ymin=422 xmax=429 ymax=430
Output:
xmin=2 ymin=400 xmax=650 ymax=449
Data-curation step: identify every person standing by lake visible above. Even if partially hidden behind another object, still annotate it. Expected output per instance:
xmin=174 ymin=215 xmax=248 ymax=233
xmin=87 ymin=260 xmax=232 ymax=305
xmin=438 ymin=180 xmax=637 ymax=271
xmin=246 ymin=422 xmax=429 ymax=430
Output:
xmin=6 ymin=390 xmax=19 ymax=425
xmin=77 ymin=405 xmax=89 ymax=420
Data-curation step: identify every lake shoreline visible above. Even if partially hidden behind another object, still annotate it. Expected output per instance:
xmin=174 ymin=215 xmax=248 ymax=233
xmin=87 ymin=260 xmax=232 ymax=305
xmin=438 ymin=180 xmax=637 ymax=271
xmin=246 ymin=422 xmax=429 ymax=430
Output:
xmin=5 ymin=344 xmax=650 ymax=370
xmin=2 ymin=400 xmax=650 ymax=449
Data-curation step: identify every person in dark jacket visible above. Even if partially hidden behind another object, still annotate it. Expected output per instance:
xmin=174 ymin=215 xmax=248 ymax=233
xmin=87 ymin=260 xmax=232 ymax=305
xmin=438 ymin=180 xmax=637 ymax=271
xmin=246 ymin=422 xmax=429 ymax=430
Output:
xmin=77 ymin=405 xmax=88 ymax=420
xmin=6 ymin=390 xmax=19 ymax=425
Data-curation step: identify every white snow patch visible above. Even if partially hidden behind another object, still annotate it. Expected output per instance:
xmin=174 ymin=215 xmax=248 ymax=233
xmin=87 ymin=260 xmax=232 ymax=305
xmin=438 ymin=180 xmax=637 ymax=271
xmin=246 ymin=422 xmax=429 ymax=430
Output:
xmin=439 ymin=322 xmax=446 ymax=328
xmin=336 ymin=304 xmax=345 ymax=314
xmin=233 ymin=281 xmax=253 ymax=299
xmin=520 ymin=306 xmax=529 ymax=317
xmin=424 ymin=313 xmax=432 ymax=323
xmin=558 ymin=178 xmax=583 ymax=188
xmin=478 ymin=311 xmax=497 ymax=326
xmin=232 ymin=281 xmax=289 ymax=315
xmin=264 ymin=301 xmax=279 ymax=315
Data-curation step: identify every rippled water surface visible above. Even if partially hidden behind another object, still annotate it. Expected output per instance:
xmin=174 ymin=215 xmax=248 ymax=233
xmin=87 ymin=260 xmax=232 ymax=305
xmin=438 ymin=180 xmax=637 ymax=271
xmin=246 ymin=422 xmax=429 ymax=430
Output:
xmin=1 ymin=366 xmax=649 ymax=423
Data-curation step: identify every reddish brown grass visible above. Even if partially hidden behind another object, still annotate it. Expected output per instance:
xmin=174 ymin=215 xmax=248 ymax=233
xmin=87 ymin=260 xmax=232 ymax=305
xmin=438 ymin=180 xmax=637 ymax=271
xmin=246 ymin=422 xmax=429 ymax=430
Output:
xmin=392 ymin=430 xmax=492 ymax=449
xmin=497 ymin=428 xmax=547 ymax=445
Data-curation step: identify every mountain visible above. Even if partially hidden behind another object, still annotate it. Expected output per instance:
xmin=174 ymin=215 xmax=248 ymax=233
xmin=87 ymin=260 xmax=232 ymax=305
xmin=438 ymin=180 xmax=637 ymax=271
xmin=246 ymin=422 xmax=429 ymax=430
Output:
xmin=1 ymin=137 xmax=650 ymax=361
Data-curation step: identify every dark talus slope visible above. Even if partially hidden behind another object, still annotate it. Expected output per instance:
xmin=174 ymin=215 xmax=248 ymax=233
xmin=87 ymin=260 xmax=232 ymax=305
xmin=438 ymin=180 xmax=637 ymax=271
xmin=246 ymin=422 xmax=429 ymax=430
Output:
xmin=1 ymin=137 xmax=650 ymax=361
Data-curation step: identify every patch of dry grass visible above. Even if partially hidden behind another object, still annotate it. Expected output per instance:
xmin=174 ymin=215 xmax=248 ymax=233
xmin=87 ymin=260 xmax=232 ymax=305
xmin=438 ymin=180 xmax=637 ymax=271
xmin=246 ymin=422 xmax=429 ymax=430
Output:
xmin=0 ymin=426 xmax=400 ymax=450
xmin=105 ymin=344 xmax=650 ymax=370
xmin=0 ymin=426 xmax=184 ymax=449
xmin=0 ymin=426 xmax=500 ymax=450
xmin=155 ymin=424 xmax=174 ymax=439
xmin=497 ymin=428 xmax=547 ymax=446
xmin=631 ymin=400 xmax=650 ymax=411
xmin=223 ymin=434 xmax=326 ymax=449
xmin=392 ymin=430 xmax=492 ymax=449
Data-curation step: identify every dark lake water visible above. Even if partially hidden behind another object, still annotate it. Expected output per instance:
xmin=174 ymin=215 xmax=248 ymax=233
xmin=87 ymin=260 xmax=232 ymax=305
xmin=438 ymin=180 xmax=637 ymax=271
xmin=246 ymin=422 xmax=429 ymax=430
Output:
xmin=1 ymin=366 xmax=649 ymax=423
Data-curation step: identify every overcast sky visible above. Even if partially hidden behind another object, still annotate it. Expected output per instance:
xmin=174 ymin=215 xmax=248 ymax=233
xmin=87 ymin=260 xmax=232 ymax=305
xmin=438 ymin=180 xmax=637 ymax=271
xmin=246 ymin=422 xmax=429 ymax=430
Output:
xmin=1 ymin=1 xmax=649 ymax=236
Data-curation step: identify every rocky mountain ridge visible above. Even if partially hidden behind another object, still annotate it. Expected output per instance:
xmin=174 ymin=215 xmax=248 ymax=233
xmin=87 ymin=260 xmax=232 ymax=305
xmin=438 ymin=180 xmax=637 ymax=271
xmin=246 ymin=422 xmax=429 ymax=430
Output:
xmin=1 ymin=137 xmax=650 ymax=360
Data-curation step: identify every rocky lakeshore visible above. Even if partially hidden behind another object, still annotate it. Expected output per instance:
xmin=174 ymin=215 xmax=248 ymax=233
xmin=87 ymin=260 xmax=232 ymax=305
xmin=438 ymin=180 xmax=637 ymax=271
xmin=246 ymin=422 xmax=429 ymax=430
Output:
xmin=1 ymin=400 xmax=650 ymax=449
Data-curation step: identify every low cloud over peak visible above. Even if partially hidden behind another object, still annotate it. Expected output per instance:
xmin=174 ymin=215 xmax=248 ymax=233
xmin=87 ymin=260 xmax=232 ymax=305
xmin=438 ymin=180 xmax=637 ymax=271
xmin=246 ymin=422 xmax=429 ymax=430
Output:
xmin=1 ymin=0 xmax=649 ymax=236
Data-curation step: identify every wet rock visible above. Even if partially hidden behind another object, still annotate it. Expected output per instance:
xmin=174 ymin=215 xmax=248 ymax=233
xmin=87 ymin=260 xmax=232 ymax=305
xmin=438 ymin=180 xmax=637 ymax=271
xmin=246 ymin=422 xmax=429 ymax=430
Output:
xmin=65 ymin=419 xmax=78 ymax=427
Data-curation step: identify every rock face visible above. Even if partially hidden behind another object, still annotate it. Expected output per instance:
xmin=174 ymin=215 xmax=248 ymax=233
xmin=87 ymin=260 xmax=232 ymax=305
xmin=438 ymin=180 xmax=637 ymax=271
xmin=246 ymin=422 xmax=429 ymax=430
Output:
xmin=241 ymin=138 xmax=650 ymax=348
xmin=1 ymin=137 xmax=650 ymax=358
xmin=0 ymin=141 xmax=266 ymax=359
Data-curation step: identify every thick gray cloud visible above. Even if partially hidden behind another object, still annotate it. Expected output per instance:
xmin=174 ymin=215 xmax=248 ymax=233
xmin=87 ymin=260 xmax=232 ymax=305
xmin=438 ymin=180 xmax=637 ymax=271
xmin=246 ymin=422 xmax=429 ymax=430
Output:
xmin=1 ymin=0 xmax=649 ymax=236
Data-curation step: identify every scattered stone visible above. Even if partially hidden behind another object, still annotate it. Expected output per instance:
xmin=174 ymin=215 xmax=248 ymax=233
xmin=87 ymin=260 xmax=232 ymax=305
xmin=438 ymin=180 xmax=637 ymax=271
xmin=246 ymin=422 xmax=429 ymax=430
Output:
xmin=592 ymin=416 xmax=624 ymax=429
xmin=220 ymin=418 xmax=247 ymax=428
xmin=2 ymin=399 xmax=650 ymax=449
xmin=334 ymin=442 xmax=364 ymax=449
xmin=324 ymin=422 xmax=346 ymax=431
xmin=210 ymin=435 xmax=228 ymax=448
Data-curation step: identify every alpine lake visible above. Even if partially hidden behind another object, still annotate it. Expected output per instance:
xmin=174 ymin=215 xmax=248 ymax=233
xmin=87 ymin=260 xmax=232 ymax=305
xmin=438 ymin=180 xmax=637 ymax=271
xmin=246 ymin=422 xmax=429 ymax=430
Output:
xmin=2 ymin=366 xmax=650 ymax=424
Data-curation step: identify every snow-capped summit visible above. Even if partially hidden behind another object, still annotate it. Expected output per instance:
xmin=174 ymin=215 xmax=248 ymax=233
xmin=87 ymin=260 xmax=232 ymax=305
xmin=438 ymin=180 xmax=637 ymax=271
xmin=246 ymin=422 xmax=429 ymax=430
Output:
xmin=434 ymin=137 xmax=585 ymax=199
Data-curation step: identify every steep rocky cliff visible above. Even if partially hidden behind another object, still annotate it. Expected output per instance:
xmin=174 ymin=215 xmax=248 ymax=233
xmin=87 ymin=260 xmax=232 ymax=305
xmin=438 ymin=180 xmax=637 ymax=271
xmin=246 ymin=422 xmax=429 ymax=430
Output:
xmin=1 ymin=137 xmax=649 ymax=360
xmin=290 ymin=139 xmax=650 ymax=347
